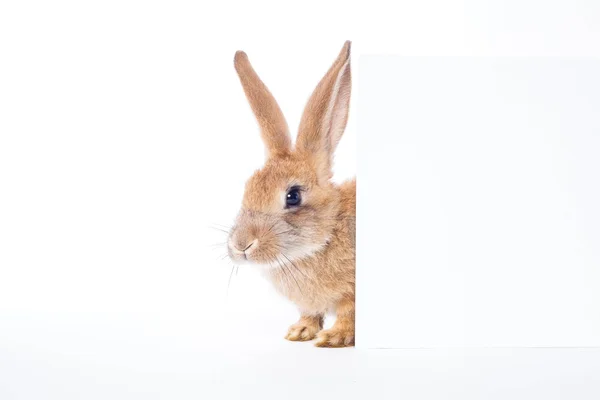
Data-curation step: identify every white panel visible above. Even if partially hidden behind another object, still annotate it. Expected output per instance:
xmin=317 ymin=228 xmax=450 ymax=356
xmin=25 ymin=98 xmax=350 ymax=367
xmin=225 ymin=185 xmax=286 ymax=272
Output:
xmin=357 ymin=57 xmax=600 ymax=348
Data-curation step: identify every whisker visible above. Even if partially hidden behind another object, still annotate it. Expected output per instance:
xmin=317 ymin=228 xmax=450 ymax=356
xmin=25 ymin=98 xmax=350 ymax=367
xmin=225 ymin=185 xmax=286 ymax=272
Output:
xmin=281 ymin=252 xmax=311 ymax=280
xmin=277 ymin=255 xmax=303 ymax=295
xmin=274 ymin=256 xmax=293 ymax=289
xmin=275 ymin=229 xmax=296 ymax=236
xmin=209 ymin=226 xmax=231 ymax=234
xmin=211 ymin=221 xmax=233 ymax=228
xmin=226 ymin=264 xmax=235 ymax=295
xmin=266 ymin=221 xmax=277 ymax=234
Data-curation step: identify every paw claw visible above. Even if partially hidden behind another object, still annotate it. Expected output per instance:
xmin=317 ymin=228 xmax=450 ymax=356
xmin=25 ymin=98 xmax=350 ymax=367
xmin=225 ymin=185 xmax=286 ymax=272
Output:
xmin=315 ymin=328 xmax=355 ymax=348
xmin=285 ymin=323 xmax=320 ymax=342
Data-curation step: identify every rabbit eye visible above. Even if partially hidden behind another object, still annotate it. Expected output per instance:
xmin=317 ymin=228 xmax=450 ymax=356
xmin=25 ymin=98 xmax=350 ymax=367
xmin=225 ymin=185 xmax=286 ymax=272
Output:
xmin=286 ymin=187 xmax=302 ymax=208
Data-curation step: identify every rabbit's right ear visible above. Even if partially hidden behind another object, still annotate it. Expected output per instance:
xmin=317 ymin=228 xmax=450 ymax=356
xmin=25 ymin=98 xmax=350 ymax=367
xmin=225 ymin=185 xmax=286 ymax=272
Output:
xmin=295 ymin=41 xmax=352 ymax=180
xmin=234 ymin=51 xmax=292 ymax=159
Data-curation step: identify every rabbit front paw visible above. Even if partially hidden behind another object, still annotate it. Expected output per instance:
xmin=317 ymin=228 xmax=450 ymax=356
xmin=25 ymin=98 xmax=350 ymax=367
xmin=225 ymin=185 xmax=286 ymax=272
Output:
xmin=315 ymin=327 xmax=355 ymax=347
xmin=285 ymin=315 xmax=323 ymax=342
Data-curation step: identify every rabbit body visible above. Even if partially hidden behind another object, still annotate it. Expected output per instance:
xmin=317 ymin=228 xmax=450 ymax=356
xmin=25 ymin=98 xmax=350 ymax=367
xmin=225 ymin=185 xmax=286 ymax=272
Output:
xmin=228 ymin=42 xmax=355 ymax=347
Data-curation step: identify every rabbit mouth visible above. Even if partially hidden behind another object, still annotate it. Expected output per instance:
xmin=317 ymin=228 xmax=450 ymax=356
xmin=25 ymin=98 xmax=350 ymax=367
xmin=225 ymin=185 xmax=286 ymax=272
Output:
xmin=228 ymin=236 xmax=327 ymax=268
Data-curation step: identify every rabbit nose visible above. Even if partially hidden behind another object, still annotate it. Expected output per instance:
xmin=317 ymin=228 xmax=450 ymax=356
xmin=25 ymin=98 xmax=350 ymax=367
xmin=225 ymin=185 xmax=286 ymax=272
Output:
xmin=231 ymin=238 xmax=258 ymax=255
xmin=242 ymin=239 xmax=257 ymax=252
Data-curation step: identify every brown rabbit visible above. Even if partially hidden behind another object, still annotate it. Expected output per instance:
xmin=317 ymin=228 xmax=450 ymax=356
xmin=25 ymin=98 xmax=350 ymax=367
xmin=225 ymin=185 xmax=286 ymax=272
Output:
xmin=228 ymin=41 xmax=355 ymax=347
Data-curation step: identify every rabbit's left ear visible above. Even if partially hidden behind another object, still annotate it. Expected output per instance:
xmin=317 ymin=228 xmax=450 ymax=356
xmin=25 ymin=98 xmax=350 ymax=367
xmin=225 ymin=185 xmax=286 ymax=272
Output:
xmin=296 ymin=41 xmax=352 ymax=178
xmin=234 ymin=51 xmax=292 ymax=159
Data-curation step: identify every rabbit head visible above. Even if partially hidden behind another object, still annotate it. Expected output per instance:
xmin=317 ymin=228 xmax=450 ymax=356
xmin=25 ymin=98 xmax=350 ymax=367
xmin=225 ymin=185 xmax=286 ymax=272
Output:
xmin=228 ymin=42 xmax=352 ymax=268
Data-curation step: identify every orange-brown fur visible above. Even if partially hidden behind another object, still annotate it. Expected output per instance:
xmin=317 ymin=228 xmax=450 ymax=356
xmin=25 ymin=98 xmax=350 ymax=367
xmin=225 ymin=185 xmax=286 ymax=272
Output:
xmin=229 ymin=42 xmax=355 ymax=347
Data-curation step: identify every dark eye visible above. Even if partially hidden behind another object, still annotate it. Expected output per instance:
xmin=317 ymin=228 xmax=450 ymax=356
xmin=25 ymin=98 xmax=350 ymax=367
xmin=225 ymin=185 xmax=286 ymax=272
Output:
xmin=286 ymin=187 xmax=302 ymax=207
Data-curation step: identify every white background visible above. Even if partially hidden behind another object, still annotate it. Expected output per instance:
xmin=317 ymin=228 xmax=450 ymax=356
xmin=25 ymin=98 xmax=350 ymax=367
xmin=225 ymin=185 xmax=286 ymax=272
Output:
xmin=1 ymin=0 xmax=600 ymax=399
xmin=358 ymin=57 xmax=600 ymax=348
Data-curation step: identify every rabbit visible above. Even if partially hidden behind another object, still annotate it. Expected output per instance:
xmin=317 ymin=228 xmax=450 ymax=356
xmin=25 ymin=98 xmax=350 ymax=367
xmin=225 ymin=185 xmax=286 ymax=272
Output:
xmin=227 ymin=41 xmax=355 ymax=347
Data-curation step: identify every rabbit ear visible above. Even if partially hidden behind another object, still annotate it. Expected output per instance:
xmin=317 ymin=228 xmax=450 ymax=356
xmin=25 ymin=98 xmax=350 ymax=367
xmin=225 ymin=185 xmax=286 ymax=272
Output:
xmin=234 ymin=51 xmax=292 ymax=158
xmin=296 ymin=41 xmax=352 ymax=178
